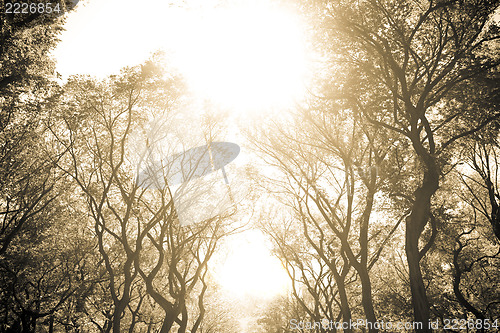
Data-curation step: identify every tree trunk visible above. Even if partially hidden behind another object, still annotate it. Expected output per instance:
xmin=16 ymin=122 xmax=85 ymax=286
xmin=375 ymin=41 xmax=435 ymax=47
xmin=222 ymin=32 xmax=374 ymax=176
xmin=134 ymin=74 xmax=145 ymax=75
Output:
xmin=358 ymin=269 xmax=378 ymax=333
xmin=452 ymin=241 xmax=485 ymax=333
xmin=406 ymin=230 xmax=430 ymax=332
xmin=20 ymin=313 xmax=29 ymax=333
xmin=160 ymin=311 xmax=178 ymax=333
xmin=177 ymin=306 xmax=188 ymax=333
xmin=336 ymin=279 xmax=352 ymax=333
xmin=357 ymin=175 xmax=378 ymax=332
xmin=405 ymin=165 xmax=439 ymax=332
xmin=112 ymin=300 xmax=128 ymax=333
xmin=48 ymin=315 xmax=54 ymax=333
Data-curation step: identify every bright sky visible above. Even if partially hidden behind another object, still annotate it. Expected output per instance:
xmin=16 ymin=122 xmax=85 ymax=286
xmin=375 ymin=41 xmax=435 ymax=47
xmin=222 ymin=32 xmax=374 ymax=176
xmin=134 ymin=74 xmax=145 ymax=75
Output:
xmin=214 ymin=229 xmax=290 ymax=298
xmin=54 ymin=0 xmax=310 ymax=111
xmin=54 ymin=0 xmax=307 ymax=299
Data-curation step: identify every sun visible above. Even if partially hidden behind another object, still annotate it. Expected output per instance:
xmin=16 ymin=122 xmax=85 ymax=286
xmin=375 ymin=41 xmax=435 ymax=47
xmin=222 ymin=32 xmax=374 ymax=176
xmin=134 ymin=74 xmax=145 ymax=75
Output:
xmin=214 ymin=230 xmax=290 ymax=298
xmin=164 ymin=2 xmax=309 ymax=112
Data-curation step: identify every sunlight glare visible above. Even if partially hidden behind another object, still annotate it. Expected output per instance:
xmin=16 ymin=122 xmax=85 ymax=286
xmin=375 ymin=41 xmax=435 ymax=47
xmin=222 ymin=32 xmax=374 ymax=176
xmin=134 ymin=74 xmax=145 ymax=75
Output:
xmin=54 ymin=0 xmax=309 ymax=112
xmin=216 ymin=230 xmax=289 ymax=298
xmin=163 ymin=2 xmax=309 ymax=111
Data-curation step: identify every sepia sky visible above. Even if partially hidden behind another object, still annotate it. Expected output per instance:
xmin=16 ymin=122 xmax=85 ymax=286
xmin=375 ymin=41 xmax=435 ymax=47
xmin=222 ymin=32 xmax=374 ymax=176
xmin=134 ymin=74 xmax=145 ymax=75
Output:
xmin=53 ymin=0 xmax=311 ymax=111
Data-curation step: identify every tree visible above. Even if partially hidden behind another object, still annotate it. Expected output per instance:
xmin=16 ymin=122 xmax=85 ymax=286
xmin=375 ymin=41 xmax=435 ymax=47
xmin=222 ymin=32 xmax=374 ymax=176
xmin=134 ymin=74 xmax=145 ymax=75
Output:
xmin=251 ymin=103 xmax=403 ymax=332
xmin=461 ymin=137 xmax=500 ymax=243
xmin=49 ymin=58 xmax=238 ymax=332
xmin=0 ymin=195 xmax=96 ymax=333
xmin=308 ymin=0 xmax=500 ymax=329
xmin=0 ymin=4 xmax=88 ymax=332
xmin=257 ymin=294 xmax=308 ymax=333
xmin=193 ymin=283 xmax=240 ymax=333
xmin=0 ymin=0 xmax=66 ymax=256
